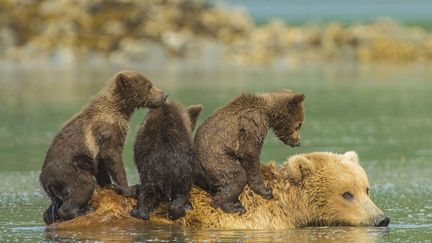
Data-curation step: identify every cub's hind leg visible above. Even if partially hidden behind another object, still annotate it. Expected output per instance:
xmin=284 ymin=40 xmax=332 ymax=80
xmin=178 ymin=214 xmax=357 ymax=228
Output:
xmin=54 ymin=169 xmax=96 ymax=221
xmin=169 ymin=177 xmax=192 ymax=220
xmin=210 ymin=161 xmax=248 ymax=214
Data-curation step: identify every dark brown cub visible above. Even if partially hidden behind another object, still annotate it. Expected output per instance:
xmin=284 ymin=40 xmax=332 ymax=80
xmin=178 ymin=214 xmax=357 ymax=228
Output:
xmin=131 ymin=102 xmax=203 ymax=220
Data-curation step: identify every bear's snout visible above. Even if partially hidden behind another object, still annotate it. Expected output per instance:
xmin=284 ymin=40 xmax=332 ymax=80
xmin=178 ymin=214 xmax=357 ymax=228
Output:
xmin=291 ymin=142 xmax=301 ymax=147
xmin=145 ymin=88 xmax=168 ymax=108
xmin=286 ymin=140 xmax=300 ymax=147
xmin=373 ymin=215 xmax=390 ymax=227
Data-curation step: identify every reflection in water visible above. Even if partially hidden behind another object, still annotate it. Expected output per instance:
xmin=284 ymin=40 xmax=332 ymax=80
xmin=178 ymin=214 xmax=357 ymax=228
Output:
xmin=43 ymin=225 xmax=389 ymax=242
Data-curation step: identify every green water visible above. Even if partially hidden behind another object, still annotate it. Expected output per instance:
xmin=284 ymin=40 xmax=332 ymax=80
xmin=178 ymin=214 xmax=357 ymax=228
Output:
xmin=0 ymin=63 xmax=431 ymax=242
xmin=221 ymin=0 xmax=432 ymax=28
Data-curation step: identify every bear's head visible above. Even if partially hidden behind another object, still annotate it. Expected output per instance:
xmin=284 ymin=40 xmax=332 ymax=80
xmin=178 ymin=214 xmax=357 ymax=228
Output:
xmin=263 ymin=90 xmax=305 ymax=147
xmin=113 ymin=71 xmax=168 ymax=109
xmin=285 ymin=151 xmax=389 ymax=227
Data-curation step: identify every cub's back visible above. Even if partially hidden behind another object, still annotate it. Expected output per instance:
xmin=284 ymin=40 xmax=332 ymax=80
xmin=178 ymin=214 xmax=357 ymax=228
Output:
xmin=194 ymin=94 xmax=264 ymax=153
xmin=134 ymin=103 xmax=194 ymax=169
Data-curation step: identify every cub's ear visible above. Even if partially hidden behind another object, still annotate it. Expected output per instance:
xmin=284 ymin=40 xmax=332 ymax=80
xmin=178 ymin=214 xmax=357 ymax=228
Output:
xmin=114 ymin=71 xmax=131 ymax=92
xmin=289 ymin=93 xmax=305 ymax=106
xmin=342 ymin=151 xmax=359 ymax=164
xmin=187 ymin=104 xmax=203 ymax=130
xmin=285 ymin=154 xmax=315 ymax=184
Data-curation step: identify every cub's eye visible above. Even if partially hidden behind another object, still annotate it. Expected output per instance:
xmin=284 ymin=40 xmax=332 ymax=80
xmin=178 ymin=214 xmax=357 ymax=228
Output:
xmin=297 ymin=122 xmax=302 ymax=130
xmin=342 ymin=192 xmax=354 ymax=200
xmin=366 ymin=187 xmax=370 ymax=195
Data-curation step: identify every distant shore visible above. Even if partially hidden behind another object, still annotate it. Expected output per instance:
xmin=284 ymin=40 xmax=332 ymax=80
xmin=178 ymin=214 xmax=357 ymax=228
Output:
xmin=1 ymin=0 xmax=432 ymax=66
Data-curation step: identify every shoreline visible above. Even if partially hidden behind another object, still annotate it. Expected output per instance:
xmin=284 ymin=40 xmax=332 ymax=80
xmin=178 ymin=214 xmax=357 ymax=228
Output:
xmin=1 ymin=1 xmax=432 ymax=66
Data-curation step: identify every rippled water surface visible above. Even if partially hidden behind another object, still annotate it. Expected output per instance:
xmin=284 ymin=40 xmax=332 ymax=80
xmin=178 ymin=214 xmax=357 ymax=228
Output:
xmin=0 ymin=63 xmax=431 ymax=242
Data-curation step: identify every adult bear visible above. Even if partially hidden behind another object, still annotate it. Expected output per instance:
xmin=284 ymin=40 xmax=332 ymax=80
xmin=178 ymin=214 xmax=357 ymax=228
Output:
xmin=48 ymin=151 xmax=389 ymax=229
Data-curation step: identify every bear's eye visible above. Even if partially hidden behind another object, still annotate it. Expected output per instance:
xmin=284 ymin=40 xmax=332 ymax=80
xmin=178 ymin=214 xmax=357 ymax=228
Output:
xmin=342 ymin=192 xmax=354 ymax=200
xmin=297 ymin=122 xmax=302 ymax=130
xmin=366 ymin=187 xmax=370 ymax=195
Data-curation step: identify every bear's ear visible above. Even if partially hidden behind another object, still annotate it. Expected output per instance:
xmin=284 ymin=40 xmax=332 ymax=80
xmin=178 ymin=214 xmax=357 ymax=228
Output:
xmin=114 ymin=72 xmax=131 ymax=92
xmin=187 ymin=104 xmax=203 ymax=130
xmin=342 ymin=151 xmax=359 ymax=164
xmin=285 ymin=154 xmax=315 ymax=184
xmin=289 ymin=93 xmax=305 ymax=106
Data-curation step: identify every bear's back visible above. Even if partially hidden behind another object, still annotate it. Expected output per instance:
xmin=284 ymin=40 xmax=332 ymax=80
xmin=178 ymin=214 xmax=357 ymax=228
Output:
xmin=194 ymin=93 xmax=269 ymax=154
xmin=134 ymin=103 xmax=194 ymax=176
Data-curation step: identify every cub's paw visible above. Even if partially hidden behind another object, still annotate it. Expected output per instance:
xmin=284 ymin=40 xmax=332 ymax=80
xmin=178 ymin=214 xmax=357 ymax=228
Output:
xmin=103 ymin=184 xmax=118 ymax=191
xmin=169 ymin=206 xmax=186 ymax=220
xmin=43 ymin=204 xmax=61 ymax=225
xmin=130 ymin=208 xmax=150 ymax=220
xmin=260 ymin=187 xmax=274 ymax=200
xmin=105 ymin=184 xmax=134 ymax=197
xmin=222 ymin=202 xmax=246 ymax=215
xmin=81 ymin=206 xmax=96 ymax=215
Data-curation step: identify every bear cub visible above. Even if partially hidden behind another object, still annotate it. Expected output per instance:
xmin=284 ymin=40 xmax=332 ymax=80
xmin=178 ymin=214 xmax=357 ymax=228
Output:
xmin=132 ymin=102 xmax=203 ymax=220
xmin=39 ymin=71 xmax=167 ymax=224
xmin=193 ymin=90 xmax=305 ymax=214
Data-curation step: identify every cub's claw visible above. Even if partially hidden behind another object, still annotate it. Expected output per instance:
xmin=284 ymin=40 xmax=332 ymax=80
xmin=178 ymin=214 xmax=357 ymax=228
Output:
xmin=82 ymin=206 xmax=96 ymax=215
xmin=221 ymin=202 xmax=246 ymax=215
xmin=43 ymin=204 xmax=61 ymax=225
xmin=169 ymin=206 xmax=186 ymax=220
xmin=130 ymin=208 xmax=150 ymax=220
xmin=260 ymin=187 xmax=274 ymax=200
xmin=184 ymin=202 xmax=193 ymax=211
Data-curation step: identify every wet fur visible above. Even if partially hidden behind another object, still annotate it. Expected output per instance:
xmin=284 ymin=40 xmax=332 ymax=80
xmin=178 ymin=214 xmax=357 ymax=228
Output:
xmin=51 ymin=152 xmax=387 ymax=230
xmin=39 ymin=71 xmax=167 ymax=224
xmin=132 ymin=102 xmax=203 ymax=220
xmin=193 ymin=91 xmax=305 ymax=213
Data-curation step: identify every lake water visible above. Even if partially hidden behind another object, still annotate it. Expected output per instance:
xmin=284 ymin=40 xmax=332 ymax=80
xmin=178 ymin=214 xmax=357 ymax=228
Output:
xmin=220 ymin=0 xmax=432 ymax=27
xmin=0 ymin=62 xmax=431 ymax=241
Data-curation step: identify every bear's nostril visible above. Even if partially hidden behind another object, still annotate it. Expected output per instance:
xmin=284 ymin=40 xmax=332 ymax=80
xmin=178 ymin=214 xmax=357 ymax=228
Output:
xmin=374 ymin=215 xmax=390 ymax=227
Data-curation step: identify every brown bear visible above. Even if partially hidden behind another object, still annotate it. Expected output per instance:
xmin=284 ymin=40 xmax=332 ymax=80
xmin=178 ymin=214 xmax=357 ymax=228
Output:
xmin=39 ymin=71 xmax=167 ymax=225
xmin=50 ymin=151 xmax=389 ymax=230
xmin=193 ymin=90 xmax=305 ymax=213
xmin=131 ymin=102 xmax=203 ymax=220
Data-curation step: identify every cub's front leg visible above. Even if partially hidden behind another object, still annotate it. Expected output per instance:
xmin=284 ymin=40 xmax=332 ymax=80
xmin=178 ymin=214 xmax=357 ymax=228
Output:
xmin=97 ymin=128 xmax=133 ymax=197
xmin=98 ymin=149 xmax=133 ymax=197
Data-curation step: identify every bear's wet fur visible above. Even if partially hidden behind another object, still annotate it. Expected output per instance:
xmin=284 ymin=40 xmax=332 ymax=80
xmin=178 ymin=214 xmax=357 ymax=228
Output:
xmin=131 ymin=102 xmax=203 ymax=220
xmin=193 ymin=90 xmax=305 ymax=213
xmin=39 ymin=71 xmax=167 ymax=225
xmin=50 ymin=151 xmax=389 ymax=230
